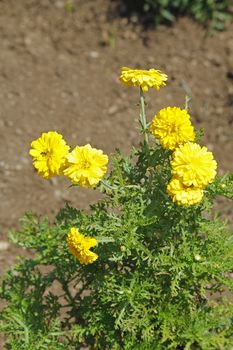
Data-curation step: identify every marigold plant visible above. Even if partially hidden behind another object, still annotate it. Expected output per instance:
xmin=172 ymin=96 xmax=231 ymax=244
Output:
xmin=30 ymin=137 xmax=108 ymax=188
xmin=151 ymin=106 xmax=195 ymax=150
xmin=67 ymin=227 xmax=98 ymax=265
xmin=1 ymin=67 xmax=233 ymax=350
xmin=119 ymin=66 xmax=167 ymax=92
xmin=167 ymin=176 xmax=204 ymax=205
xmin=64 ymin=144 xmax=108 ymax=187
xmin=171 ymin=142 xmax=217 ymax=187
xmin=29 ymin=131 xmax=70 ymax=179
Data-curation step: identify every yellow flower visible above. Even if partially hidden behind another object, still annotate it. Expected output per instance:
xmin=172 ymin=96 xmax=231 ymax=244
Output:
xmin=29 ymin=131 xmax=70 ymax=179
xmin=171 ymin=142 xmax=217 ymax=187
xmin=167 ymin=177 xmax=204 ymax=205
xmin=67 ymin=227 xmax=98 ymax=265
xmin=63 ymin=144 xmax=108 ymax=187
xmin=119 ymin=67 xmax=167 ymax=92
xmin=151 ymin=107 xmax=195 ymax=150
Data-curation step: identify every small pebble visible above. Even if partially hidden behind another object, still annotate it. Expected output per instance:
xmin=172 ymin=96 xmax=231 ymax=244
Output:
xmin=108 ymin=105 xmax=118 ymax=115
xmin=89 ymin=51 xmax=99 ymax=59
xmin=0 ymin=241 xmax=10 ymax=251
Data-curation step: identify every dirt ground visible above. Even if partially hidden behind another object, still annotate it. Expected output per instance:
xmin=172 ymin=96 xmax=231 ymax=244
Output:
xmin=0 ymin=0 xmax=232 ymax=275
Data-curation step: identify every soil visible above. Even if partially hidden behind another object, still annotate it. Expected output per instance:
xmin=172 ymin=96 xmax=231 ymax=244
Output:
xmin=0 ymin=0 xmax=232 ymax=317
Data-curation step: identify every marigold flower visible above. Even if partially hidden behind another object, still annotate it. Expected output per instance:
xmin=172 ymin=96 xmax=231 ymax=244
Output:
xmin=63 ymin=144 xmax=108 ymax=187
xmin=167 ymin=177 xmax=204 ymax=205
xmin=119 ymin=67 xmax=167 ymax=92
xmin=29 ymin=131 xmax=70 ymax=179
xmin=151 ymin=107 xmax=195 ymax=150
xmin=67 ymin=227 xmax=98 ymax=265
xmin=171 ymin=142 xmax=217 ymax=187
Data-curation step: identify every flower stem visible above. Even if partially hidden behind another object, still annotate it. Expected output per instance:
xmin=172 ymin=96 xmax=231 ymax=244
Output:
xmin=139 ymin=87 xmax=148 ymax=143
xmin=184 ymin=95 xmax=191 ymax=110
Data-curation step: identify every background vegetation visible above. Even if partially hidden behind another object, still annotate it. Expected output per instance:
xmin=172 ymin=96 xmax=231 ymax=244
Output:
xmin=117 ymin=0 xmax=232 ymax=29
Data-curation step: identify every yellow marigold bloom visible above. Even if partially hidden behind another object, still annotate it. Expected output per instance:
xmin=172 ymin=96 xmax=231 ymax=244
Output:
xmin=171 ymin=142 xmax=217 ymax=188
xmin=29 ymin=131 xmax=70 ymax=179
xmin=119 ymin=67 xmax=167 ymax=92
xmin=63 ymin=144 xmax=108 ymax=187
xmin=167 ymin=177 xmax=204 ymax=205
xmin=67 ymin=227 xmax=98 ymax=265
xmin=151 ymin=107 xmax=195 ymax=150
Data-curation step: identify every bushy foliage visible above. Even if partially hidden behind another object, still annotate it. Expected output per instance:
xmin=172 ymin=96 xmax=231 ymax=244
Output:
xmin=1 ymin=69 xmax=233 ymax=349
xmin=119 ymin=0 xmax=232 ymax=30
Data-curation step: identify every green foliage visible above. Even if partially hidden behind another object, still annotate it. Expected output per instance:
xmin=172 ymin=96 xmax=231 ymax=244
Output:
xmin=120 ymin=0 xmax=232 ymax=30
xmin=64 ymin=0 xmax=75 ymax=14
xmin=1 ymin=138 xmax=233 ymax=348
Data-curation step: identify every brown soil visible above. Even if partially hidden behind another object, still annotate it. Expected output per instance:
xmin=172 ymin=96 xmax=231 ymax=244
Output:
xmin=0 ymin=0 xmax=233 ymax=286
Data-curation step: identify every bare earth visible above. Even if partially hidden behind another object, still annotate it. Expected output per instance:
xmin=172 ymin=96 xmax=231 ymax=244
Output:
xmin=0 ymin=0 xmax=232 ymax=276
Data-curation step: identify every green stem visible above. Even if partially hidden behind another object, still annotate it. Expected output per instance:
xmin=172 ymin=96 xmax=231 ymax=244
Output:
xmin=184 ymin=95 xmax=191 ymax=110
xmin=101 ymin=180 xmax=117 ymax=191
xmin=139 ymin=87 xmax=148 ymax=143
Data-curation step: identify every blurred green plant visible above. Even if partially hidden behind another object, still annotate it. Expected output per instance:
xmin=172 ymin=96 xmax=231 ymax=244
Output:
xmin=64 ymin=0 xmax=75 ymax=14
xmin=119 ymin=0 xmax=232 ymax=30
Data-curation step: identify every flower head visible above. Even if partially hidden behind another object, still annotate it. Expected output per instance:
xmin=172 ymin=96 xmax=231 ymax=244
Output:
xmin=119 ymin=67 xmax=167 ymax=92
xmin=151 ymin=107 xmax=195 ymax=150
xmin=171 ymin=142 xmax=217 ymax=187
xmin=63 ymin=144 xmax=108 ymax=187
xmin=167 ymin=177 xmax=204 ymax=205
xmin=67 ymin=227 xmax=98 ymax=265
xmin=29 ymin=131 xmax=70 ymax=179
